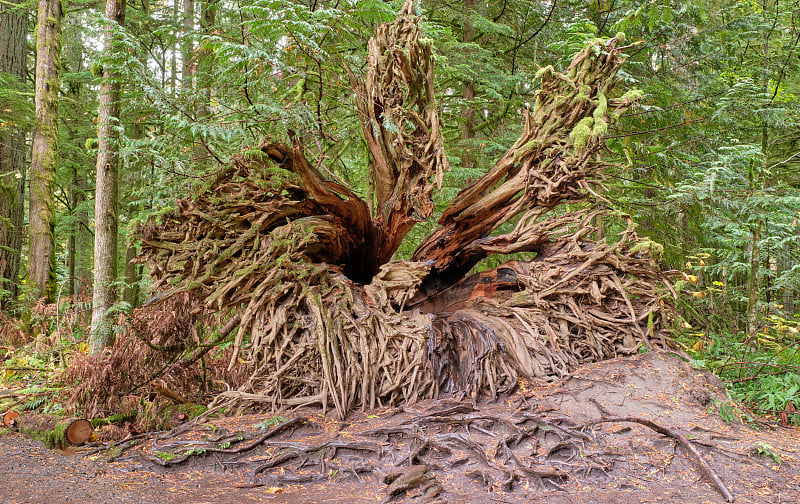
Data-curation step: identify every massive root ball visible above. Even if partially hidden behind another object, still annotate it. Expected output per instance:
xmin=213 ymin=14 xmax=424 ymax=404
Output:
xmin=120 ymin=0 xmax=674 ymax=419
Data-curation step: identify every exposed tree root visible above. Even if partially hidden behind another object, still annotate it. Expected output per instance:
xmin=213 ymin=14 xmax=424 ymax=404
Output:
xmin=108 ymin=388 xmax=739 ymax=504
xmin=66 ymin=0 xmax=673 ymax=421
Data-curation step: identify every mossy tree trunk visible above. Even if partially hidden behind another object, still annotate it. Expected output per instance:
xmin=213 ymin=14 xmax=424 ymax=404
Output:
xmin=29 ymin=0 xmax=63 ymax=303
xmin=0 ymin=0 xmax=28 ymax=308
xmin=13 ymin=414 xmax=93 ymax=449
xmin=90 ymin=0 xmax=126 ymax=354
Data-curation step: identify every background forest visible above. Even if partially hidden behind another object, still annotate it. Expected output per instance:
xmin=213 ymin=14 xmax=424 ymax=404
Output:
xmin=0 ymin=0 xmax=799 ymax=422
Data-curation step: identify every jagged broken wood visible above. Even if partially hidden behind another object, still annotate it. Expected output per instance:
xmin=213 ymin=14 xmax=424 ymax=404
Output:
xmin=114 ymin=0 xmax=673 ymax=419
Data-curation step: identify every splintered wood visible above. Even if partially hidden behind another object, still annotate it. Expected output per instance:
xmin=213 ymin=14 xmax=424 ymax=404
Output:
xmin=131 ymin=0 xmax=673 ymax=419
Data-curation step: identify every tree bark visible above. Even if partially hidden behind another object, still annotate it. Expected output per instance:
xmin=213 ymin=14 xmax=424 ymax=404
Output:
xmin=170 ymin=0 xmax=178 ymax=92
xmin=199 ymin=0 xmax=216 ymax=94
xmin=747 ymin=221 xmax=761 ymax=336
xmin=123 ymin=240 xmax=141 ymax=307
xmin=412 ymin=45 xmax=636 ymax=285
xmin=74 ymin=168 xmax=92 ymax=296
xmin=0 ymin=0 xmax=27 ymax=308
xmin=181 ymin=0 xmax=194 ymax=89
xmin=90 ymin=0 xmax=126 ymax=355
xmin=63 ymin=33 xmax=90 ymax=299
xmin=192 ymin=0 xmax=216 ymax=168
xmin=29 ymin=0 xmax=63 ymax=303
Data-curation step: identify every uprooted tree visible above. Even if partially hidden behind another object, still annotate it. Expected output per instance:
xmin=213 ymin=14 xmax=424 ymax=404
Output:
xmin=71 ymin=0 xmax=674 ymax=419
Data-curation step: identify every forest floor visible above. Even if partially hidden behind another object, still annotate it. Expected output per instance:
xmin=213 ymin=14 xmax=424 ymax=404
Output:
xmin=1 ymin=351 xmax=799 ymax=504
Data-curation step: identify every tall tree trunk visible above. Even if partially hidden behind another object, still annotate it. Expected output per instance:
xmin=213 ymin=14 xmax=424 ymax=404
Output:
xmin=181 ymin=0 xmax=194 ymax=89
xmin=74 ymin=169 xmax=91 ymax=296
xmin=747 ymin=221 xmax=761 ymax=335
xmin=193 ymin=0 xmax=216 ymax=168
xmin=67 ymin=167 xmax=91 ymax=298
xmin=90 ymin=0 xmax=126 ymax=355
xmin=198 ymin=0 xmax=216 ymax=96
xmin=63 ymin=31 xmax=87 ymax=299
xmin=67 ymin=164 xmax=76 ymax=295
xmin=29 ymin=0 xmax=62 ymax=303
xmin=122 ymin=244 xmax=140 ymax=307
xmin=170 ymin=0 xmax=178 ymax=92
xmin=0 ymin=0 xmax=27 ymax=309
xmin=460 ymin=0 xmax=475 ymax=171
xmin=748 ymin=0 xmax=769 ymax=336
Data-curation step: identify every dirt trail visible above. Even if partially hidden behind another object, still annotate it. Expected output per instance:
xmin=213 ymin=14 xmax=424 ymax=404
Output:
xmin=2 ymin=352 xmax=798 ymax=504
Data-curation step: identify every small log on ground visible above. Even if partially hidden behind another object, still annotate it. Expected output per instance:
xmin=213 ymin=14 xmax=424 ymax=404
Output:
xmin=2 ymin=409 xmax=19 ymax=428
xmin=12 ymin=414 xmax=93 ymax=448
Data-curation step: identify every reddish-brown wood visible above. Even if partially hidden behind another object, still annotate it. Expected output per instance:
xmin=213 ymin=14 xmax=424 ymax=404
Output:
xmin=3 ymin=409 xmax=19 ymax=427
xmin=65 ymin=419 xmax=93 ymax=446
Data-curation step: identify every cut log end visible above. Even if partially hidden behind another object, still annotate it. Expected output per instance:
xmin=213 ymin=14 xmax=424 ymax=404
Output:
xmin=3 ymin=409 xmax=19 ymax=428
xmin=66 ymin=419 xmax=93 ymax=446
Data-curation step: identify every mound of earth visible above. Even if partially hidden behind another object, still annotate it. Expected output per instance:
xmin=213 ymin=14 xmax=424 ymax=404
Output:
xmin=3 ymin=352 xmax=798 ymax=504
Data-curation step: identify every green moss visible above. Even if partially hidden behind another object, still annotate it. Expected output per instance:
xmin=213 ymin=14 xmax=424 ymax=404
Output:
xmin=591 ymin=118 xmax=608 ymax=138
xmin=155 ymin=450 xmax=178 ymax=461
xmin=514 ymin=139 xmax=540 ymax=161
xmin=91 ymin=411 xmax=137 ymax=427
xmin=535 ymin=65 xmax=554 ymax=81
xmin=256 ymin=415 xmax=289 ymax=429
xmin=174 ymin=403 xmax=208 ymax=417
xmin=620 ymin=89 xmax=645 ymax=102
xmin=106 ymin=445 xmax=123 ymax=458
xmin=149 ymin=205 xmax=179 ymax=226
xmin=286 ymin=76 xmax=306 ymax=101
xmin=242 ymin=148 xmax=268 ymax=162
xmin=593 ymin=93 xmax=608 ymax=121
xmin=629 ymin=237 xmax=664 ymax=259
xmin=575 ymin=83 xmax=591 ymax=102
xmin=37 ymin=421 xmax=69 ymax=449
xmin=569 ymin=117 xmax=594 ymax=151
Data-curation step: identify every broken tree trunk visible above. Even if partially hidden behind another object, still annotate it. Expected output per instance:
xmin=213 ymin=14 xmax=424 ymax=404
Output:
xmin=347 ymin=0 xmax=448 ymax=265
xmin=115 ymin=0 xmax=672 ymax=419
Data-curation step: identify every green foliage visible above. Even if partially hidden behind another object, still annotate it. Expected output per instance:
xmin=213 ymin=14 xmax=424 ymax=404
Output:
xmin=751 ymin=442 xmax=782 ymax=465
xmin=256 ymin=415 xmax=289 ymax=429
xmin=155 ymin=450 xmax=178 ymax=461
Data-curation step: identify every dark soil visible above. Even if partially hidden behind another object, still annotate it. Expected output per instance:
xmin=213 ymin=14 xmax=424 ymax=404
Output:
xmin=2 ymin=352 xmax=799 ymax=503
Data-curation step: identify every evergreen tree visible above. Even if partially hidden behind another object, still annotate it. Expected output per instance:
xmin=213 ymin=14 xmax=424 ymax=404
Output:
xmin=91 ymin=0 xmax=127 ymax=354
xmin=0 ymin=0 xmax=29 ymax=309
xmin=29 ymin=0 xmax=63 ymax=302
